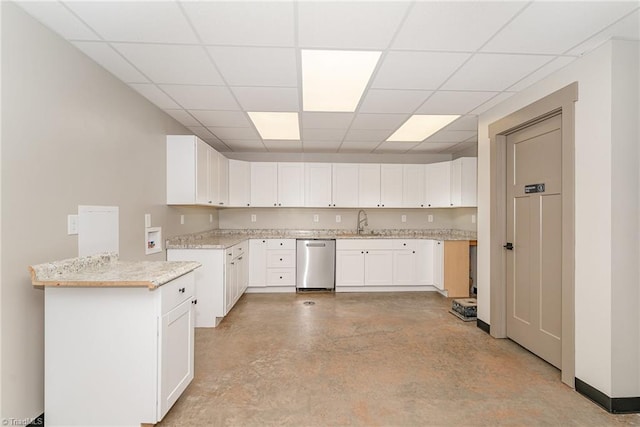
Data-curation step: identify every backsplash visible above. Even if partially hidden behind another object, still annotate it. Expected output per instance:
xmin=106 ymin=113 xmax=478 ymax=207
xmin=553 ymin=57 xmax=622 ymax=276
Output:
xmin=218 ymin=207 xmax=477 ymax=232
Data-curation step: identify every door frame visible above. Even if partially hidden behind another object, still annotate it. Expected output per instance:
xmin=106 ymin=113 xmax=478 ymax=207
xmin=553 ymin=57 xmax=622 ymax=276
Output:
xmin=488 ymin=82 xmax=578 ymax=387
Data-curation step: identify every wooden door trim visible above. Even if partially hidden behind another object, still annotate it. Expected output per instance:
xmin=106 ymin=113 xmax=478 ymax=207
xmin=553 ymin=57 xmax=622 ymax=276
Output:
xmin=488 ymin=82 xmax=577 ymax=387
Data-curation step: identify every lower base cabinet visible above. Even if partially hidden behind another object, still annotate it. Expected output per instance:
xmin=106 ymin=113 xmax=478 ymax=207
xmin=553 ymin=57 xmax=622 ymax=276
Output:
xmin=44 ymin=272 xmax=195 ymax=426
xmin=247 ymin=238 xmax=296 ymax=291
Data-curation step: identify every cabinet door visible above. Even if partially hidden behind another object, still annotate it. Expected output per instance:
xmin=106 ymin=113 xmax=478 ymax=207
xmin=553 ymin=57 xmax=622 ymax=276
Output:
xmin=415 ymin=240 xmax=435 ymax=286
xmin=393 ymin=250 xmax=415 ymax=285
xmin=225 ymin=255 xmax=236 ymax=314
xmin=451 ymin=157 xmax=477 ymax=207
xmin=359 ymin=164 xmax=381 ymax=208
xmin=403 ymin=164 xmax=425 ymax=207
xmin=425 ymin=161 xmax=451 ymax=208
xmin=277 ymin=162 xmax=304 ymax=207
xmin=158 ymin=298 xmax=194 ymax=420
xmin=217 ymin=154 xmax=229 ymax=206
xmin=304 ymin=163 xmax=332 ymax=207
xmin=336 ymin=250 xmax=365 ymax=286
xmin=380 ymin=164 xmax=403 ymax=207
xmin=237 ymin=253 xmax=248 ymax=295
xmin=228 ymin=159 xmax=251 ymax=207
xmin=433 ymin=240 xmax=444 ymax=290
xmin=167 ymin=135 xmax=197 ymax=204
xmin=248 ymin=239 xmax=267 ymax=287
xmin=364 ymin=250 xmax=393 ymax=285
xmin=332 ymin=163 xmax=359 ymax=207
xmin=250 ymin=162 xmax=278 ymax=207
xmin=196 ymin=139 xmax=211 ymax=205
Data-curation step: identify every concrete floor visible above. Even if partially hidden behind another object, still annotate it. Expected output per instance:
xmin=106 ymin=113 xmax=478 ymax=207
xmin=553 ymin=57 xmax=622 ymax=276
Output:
xmin=159 ymin=292 xmax=640 ymax=426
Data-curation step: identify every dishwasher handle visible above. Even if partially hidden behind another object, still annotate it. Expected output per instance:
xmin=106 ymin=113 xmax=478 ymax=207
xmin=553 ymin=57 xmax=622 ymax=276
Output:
xmin=305 ymin=242 xmax=326 ymax=248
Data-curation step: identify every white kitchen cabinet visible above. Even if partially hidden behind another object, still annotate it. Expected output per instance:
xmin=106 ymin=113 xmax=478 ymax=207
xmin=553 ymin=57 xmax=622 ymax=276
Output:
xmin=403 ymin=164 xmax=425 ymax=208
xmin=336 ymin=250 xmax=365 ymax=286
xmin=415 ymin=240 xmax=436 ymax=286
xmin=425 ymin=161 xmax=451 ymax=208
xmin=332 ymin=163 xmax=359 ymax=207
xmin=380 ymin=164 xmax=403 ymax=207
xmin=305 ymin=163 xmax=332 ymax=207
xmin=359 ymin=164 xmax=381 ymax=207
xmin=248 ymin=239 xmax=296 ymax=290
xmin=278 ymin=162 xmax=305 ymax=207
xmin=450 ymin=157 xmax=477 ymax=207
xmin=248 ymin=239 xmax=267 ymax=287
xmin=433 ymin=240 xmax=444 ymax=290
xmin=336 ymin=240 xmax=393 ymax=287
xmin=229 ymin=159 xmax=251 ymax=207
xmin=250 ymin=162 xmax=278 ymax=207
xmin=225 ymin=243 xmax=247 ymax=314
xmin=393 ymin=250 xmax=415 ymax=285
xmin=216 ymin=153 xmax=229 ymax=206
xmin=196 ymin=139 xmax=209 ymax=205
xmin=365 ymin=250 xmax=394 ymax=285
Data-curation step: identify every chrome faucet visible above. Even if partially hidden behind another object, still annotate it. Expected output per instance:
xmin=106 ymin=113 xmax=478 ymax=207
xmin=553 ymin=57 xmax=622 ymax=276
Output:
xmin=357 ymin=209 xmax=368 ymax=235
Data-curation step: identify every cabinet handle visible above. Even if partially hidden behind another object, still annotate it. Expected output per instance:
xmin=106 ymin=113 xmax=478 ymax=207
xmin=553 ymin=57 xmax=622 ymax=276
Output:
xmin=361 ymin=251 xmax=364 ymax=254
xmin=377 ymin=204 xmax=380 ymax=207
xmin=412 ymin=251 xmax=415 ymax=254
xmin=279 ymin=276 xmax=283 ymax=279
xmin=382 ymin=204 xmax=385 ymax=207
xmin=179 ymin=287 xmax=185 ymax=293
xmin=231 ymin=262 xmax=235 ymax=265
xmin=219 ymin=202 xmax=224 ymax=205
xmin=262 ymin=240 xmax=266 ymax=243
xmin=403 ymin=243 xmax=406 ymax=246
xmin=279 ymin=258 xmax=283 ymax=261
xmin=428 ymin=204 xmax=431 ymax=207
xmin=280 ymin=243 xmax=283 ymax=246
xmin=278 ymin=203 xmax=282 ymax=206
xmin=228 ymin=253 xmax=232 ymax=256
xmin=247 ymin=204 xmax=250 ymax=206
xmin=192 ymin=299 xmax=198 ymax=305
xmin=238 ymin=256 xmax=243 ymax=260
xmin=328 ymin=204 xmax=331 ymax=207
xmin=366 ymin=251 xmax=369 ymax=254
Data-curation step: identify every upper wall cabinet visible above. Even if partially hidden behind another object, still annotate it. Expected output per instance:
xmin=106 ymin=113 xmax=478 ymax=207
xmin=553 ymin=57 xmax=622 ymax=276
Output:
xmin=380 ymin=164 xmax=403 ymax=208
xmin=402 ymin=164 xmax=426 ymax=208
xmin=228 ymin=159 xmax=250 ymax=207
xmin=167 ymin=135 xmax=227 ymax=206
xmin=278 ymin=163 xmax=305 ymax=207
xmin=304 ymin=163 xmax=332 ymax=207
xmin=250 ymin=162 xmax=304 ymax=207
xmin=358 ymin=164 xmax=381 ymax=208
xmin=425 ymin=161 xmax=451 ymax=208
xmin=450 ymin=157 xmax=477 ymax=207
xmin=332 ymin=164 xmax=359 ymax=208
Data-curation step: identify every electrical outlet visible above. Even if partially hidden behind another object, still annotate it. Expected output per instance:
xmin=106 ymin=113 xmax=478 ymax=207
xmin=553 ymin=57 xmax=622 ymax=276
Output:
xmin=144 ymin=213 xmax=151 ymax=228
xmin=251 ymin=214 xmax=257 ymax=223
xmin=335 ymin=215 xmax=341 ymax=223
xmin=472 ymin=214 xmax=476 ymax=224
xmin=180 ymin=214 xmax=185 ymax=225
xmin=67 ymin=214 xmax=79 ymax=235
xmin=401 ymin=215 xmax=407 ymax=223
xmin=428 ymin=215 xmax=434 ymax=223
xmin=313 ymin=214 xmax=319 ymax=222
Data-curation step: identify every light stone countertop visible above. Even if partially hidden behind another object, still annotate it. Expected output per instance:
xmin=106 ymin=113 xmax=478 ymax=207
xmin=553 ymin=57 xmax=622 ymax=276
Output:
xmin=166 ymin=228 xmax=477 ymax=250
xmin=29 ymin=252 xmax=201 ymax=289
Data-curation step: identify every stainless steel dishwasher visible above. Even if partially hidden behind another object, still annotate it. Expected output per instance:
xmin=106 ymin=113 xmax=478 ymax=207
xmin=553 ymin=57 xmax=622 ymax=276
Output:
xmin=296 ymin=239 xmax=336 ymax=290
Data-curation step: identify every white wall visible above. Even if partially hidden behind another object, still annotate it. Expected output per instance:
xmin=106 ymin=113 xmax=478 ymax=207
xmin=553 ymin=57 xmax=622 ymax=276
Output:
xmin=0 ymin=3 xmax=218 ymax=420
xmin=477 ymin=39 xmax=639 ymax=397
xmin=218 ymin=207 xmax=477 ymax=232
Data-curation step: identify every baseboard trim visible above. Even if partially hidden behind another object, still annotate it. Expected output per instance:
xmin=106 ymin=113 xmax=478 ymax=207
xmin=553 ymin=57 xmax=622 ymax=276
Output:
xmin=476 ymin=319 xmax=490 ymax=334
xmin=27 ymin=413 xmax=44 ymax=427
xmin=576 ymin=378 xmax=640 ymax=414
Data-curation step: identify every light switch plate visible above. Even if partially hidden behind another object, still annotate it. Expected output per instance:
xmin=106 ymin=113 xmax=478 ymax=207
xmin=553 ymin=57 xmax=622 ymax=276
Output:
xmin=67 ymin=214 xmax=79 ymax=235
xmin=313 ymin=214 xmax=319 ymax=222
xmin=251 ymin=214 xmax=257 ymax=222
xmin=428 ymin=215 xmax=434 ymax=223
xmin=401 ymin=215 xmax=407 ymax=223
xmin=180 ymin=215 xmax=185 ymax=225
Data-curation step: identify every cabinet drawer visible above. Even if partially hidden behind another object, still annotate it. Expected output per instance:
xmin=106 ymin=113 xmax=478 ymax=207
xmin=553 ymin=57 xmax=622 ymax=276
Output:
xmin=160 ymin=272 xmax=195 ymax=315
xmin=266 ymin=250 xmax=295 ymax=268
xmin=392 ymin=240 xmax=418 ymax=250
xmin=266 ymin=269 xmax=296 ymax=286
xmin=266 ymin=239 xmax=295 ymax=250
xmin=232 ymin=243 xmax=246 ymax=258
xmin=336 ymin=239 xmax=393 ymax=250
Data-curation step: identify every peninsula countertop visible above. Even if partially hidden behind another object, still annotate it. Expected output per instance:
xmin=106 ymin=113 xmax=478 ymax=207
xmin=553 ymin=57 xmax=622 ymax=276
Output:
xmin=29 ymin=252 xmax=201 ymax=289
xmin=166 ymin=229 xmax=478 ymax=250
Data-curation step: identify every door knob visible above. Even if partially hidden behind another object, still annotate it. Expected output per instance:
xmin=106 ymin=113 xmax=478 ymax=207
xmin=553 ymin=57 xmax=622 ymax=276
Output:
xmin=503 ymin=242 xmax=514 ymax=250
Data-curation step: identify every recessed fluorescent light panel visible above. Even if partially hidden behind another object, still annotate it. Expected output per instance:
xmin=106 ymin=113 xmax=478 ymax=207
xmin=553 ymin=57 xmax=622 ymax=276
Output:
xmin=386 ymin=115 xmax=460 ymax=142
xmin=248 ymin=112 xmax=300 ymax=140
xmin=302 ymin=49 xmax=381 ymax=112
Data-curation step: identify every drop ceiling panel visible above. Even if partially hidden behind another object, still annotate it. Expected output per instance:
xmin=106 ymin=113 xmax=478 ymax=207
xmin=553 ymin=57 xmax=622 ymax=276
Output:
xmin=264 ymin=140 xmax=303 ymax=152
xmin=207 ymin=127 xmax=259 ymax=140
xmin=161 ymin=85 xmax=239 ymax=110
xmin=350 ymin=113 xmax=409 ymax=130
xmin=445 ymin=115 xmax=478 ymax=132
xmin=66 ymin=1 xmax=197 ymax=44
xmin=224 ymin=140 xmax=268 ymax=152
xmin=297 ymin=1 xmax=411 ymax=49
xmin=470 ymin=92 xmax=516 ymax=115
xmin=567 ymin=8 xmax=640 ymax=56
xmin=113 ymin=44 xmax=223 ymax=85
xmin=359 ymin=89 xmax=432 ymax=113
xmin=129 ymin=84 xmax=180 ymax=109
xmin=442 ymin=142 xmax=477 ymax=155
xmin=182 ymin=1 xmax=295 ymax=46
xmin=302 ymin=128 xmax=347 ymax=141
xmin=343 ymin=129 xmax=393 ymax=142
xmin=208 ymin=47 xmax=298 ymax=87
xmin=303 ymin=141 xmax=342 ymax=153
xmin=190 ymin=111 xmax=251 ymax=128
xmin=72 ymin=42 xmax=148 ymax=83
xmin=416 ymin=91 xmax=498 ymax=114
xmin=232 ymin=87 xmax=299 ymax=112
xmin=18 ymin=2 xmax=99 ymax=40
xmin=372 ymin=51 xmax=471 ymax=90
xmin=373 ymin=142 xmax=419 ymax=153
xmin=482 ymin=1 xmax=640 ymax=54
xmin=424 ymin=130 xmax=477 ymax=143
xmin=164 ymin=110 xmax=200 ymax=127
xmin=442 ymin=53 xmax=554 ymax=91
xmin=302 ymin=113 xmax=354 ymax=129
xmin=508 ymin=57 xmax=577 ymax=91
xmin=409 ymin=142 xmax=458 ymax=153
xmin=392 ymin=1 xmax=527 ymax=51
xmin=186 ymin=126 xmax=225 ymax=145
xmin=339 ymin=141 xmax=380 ymax=153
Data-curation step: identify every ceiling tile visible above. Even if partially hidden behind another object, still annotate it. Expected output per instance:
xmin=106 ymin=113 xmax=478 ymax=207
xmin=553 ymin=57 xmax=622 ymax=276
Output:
xmin=207 ymin=127 xmax=259 ymax=140
xmin=416 ymin=91 xmax=498 ymax=115
xmin=189 ymin=111 xmax=251 ymax=128
xmin=297 ymin=2 xmax=410 ymax=49
xmin=440 ymin=142 xmax=477 ymax=155
xmin=507 ymin=57 xmax=577 ymax=91
xmin=392 ymin=1 xmax=527 ymax=51
xmin=164 ymin=110 xmax=200 ymax=127
xmin=303 ymin=141 xmax=342 ymax=153
xmin=263 ymin=140 xmax=303 ymax=153
xmin=350 ymin=113 xmax=409 ymax=130
xmin=359 ymin=89 xmax=431 ymax=114
xmin=17 ymin=2 xmax=99 ymax=40
xmin=66 ymin=1 xmax=197 ymax=43
xmin=208 ymin=46 xmax=297 ymax=87
xmin=442 ymin=54 xmax=554 ymax=91
xmin=343 ymin=129 xmax=393 ymax=142
xmin=161 ymin=85 xmax=239 ymax=110
xmin=425 ymin=130 xmax=477 ymax=143
xmin=224 ymin=140 xmax=268 ymax=152
xmin=232 ymin=87 xmax=299 ymax=112
xmin=339 ymin=141 xmax=380 ymax=153
xmin=444 ymin=115 xmax=478 ymax=132
xmin=470 ymin=92 xmax=516 ymax=115
xmin=129 ymin=84 xmax=180 ymax=109
xmin=567 ymin=9 xmax=640 ymax=56
xmin=372 ymin=51 xmax=470 ymax=90
xmin=72 ymin=42 xmax=147 ymax=83
xmin=182 ymin=1 xmax=295 ymax=46
xmin=113 ymin=44 xmax=223 ymax=85
xmin=409 ymin=142 xmax=458 ymax=153
xmin=302 ymin=128 xmax=347 ymax=141
xmin=482 ymin=2 xmax=640 ymax=55
xmin=186 ymin=126 xmax=223 ymax=145
xmin=374 ymin=142 xmax=419 ymax=153
xmin=302 ymin=113 xmax=354 ymax=129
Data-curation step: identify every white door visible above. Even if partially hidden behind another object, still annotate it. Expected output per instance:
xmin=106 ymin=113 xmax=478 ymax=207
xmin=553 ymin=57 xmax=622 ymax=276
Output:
xmin=364 ymin=250 xmax=393 ymax=285
xmin=425 ymin=162 xmax=451 ymax=208
xmin=506 ymin=114 xmax=562 ymax=368
xmin=332 ymin=163 xmax=359 ymax=207
xmin=250 ymin=162 xmax=278 ymax=207
xmin=336 ymin=250 xmax=365 ymax=286
xmin=358 ymin=164 xmax=381 ymax=207
xmin=380 ymin=164 xmax=403 ymax=207
xmin=196 ymin=139 xmax=210 ymax=205
xmin=304 ymin=163 xmax=332 ymax=207
xmin=228 ymin=159 xmax=251 ymax=207
xmin=402 ymin=165 xmax=425 ymax=208
xmin=277 ymin=162 xmax=304 ymax=207
xmin=393 ymin=250 xmax=415 ymax=285
xmin=248 ymin=239 xmax=267 ymax=287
